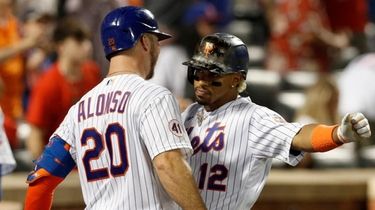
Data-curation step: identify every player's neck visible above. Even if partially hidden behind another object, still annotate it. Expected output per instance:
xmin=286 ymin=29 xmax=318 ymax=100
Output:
xmin=107 ymin=55 xmax=146 ymax=78
xmin=107 ymin=70 xmax=139 ymax=77
xmin=204 ymin=94 xmax=239 ymax=112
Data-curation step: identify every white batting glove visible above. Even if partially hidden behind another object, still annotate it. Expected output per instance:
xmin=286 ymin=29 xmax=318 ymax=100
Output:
xmin=337 ymin=113 xmax=372 ymax=143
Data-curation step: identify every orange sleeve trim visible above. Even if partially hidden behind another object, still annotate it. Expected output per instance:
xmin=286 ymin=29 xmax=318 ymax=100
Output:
xmin=311 ymin=125 xmax=342 ymax=152
xmin=64 ymin=143 xmax=71 ymax=151
xmin=24 ymin=169 xmax=64 ymax=210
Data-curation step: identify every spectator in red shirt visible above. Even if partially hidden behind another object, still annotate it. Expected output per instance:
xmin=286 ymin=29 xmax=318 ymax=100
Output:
xmin=263 ymin=0 xmax=349 ymax=73
xmin=322 ymin=0 xmax=368 ymax=54
xmin=26 ymin=18 xmax=101 ymax=158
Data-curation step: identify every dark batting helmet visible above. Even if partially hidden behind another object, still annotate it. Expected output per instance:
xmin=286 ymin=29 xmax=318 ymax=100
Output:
xmin=183 ymin=33 xmax=249 ymax=83
xmin=101 ymin=6 xmax=172 ymax=60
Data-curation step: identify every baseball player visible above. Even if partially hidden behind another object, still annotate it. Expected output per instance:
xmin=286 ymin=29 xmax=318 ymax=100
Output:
xmin=24 ymin=6 xmax=206 ymax=210
xmin=181 ymin=33 xmax=372 ymax=209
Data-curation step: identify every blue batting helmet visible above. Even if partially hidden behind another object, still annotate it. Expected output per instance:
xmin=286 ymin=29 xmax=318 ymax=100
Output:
xmin=101 ymin=6 xmax=172 ymax=60
xmin=183 ymin=33 xmax=249 ymax=83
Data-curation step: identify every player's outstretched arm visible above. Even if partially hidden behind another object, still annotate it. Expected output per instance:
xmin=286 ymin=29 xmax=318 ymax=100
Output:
xmin=153 ymin=149 xmax=207 ymax=210
xmin=292 ymin=112 xmax=371 ymax=152
xmin=24 ymin=136 xmax=76 ymax=210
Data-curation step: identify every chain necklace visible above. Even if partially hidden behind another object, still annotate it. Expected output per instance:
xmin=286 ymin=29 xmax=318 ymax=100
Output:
xmin=197 ymin=108 xmax=208 ymax=126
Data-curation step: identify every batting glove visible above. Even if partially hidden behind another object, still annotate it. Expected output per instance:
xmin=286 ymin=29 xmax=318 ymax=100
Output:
xmin=337 ymin=113 xmax=372 ymax=143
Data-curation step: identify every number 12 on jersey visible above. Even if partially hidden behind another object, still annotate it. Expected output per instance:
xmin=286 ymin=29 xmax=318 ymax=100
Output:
xmin=198 ymin=163 xmax=228 ymax=191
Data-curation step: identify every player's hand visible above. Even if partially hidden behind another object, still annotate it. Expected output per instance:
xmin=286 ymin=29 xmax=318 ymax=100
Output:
xmin=337 ymin=113 xmax=371 ymax=143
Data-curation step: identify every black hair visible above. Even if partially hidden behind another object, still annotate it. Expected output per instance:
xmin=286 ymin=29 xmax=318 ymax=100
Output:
xmin=53 ymin=18 xmax=90 ymax=44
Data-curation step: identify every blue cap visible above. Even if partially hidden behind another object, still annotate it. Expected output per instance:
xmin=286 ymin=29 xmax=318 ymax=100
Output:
xmin=182 ymin=2 xmax=220 ymax=25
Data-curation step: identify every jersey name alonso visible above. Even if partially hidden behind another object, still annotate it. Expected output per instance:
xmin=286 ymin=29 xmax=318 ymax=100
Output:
xmin=54 ymin=74 xmax=192 ymax=210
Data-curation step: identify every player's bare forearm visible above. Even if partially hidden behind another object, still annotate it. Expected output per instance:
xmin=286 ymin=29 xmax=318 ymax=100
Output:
xmin=291 ymin=124 xmax=340 ymax=152
xmin=26 ymin=125 xmax=45 ymax=159
xmin=153 ymin=149 xmax=207 ymax=210
xmin=292 ymin=113 xmax=371 ymax=152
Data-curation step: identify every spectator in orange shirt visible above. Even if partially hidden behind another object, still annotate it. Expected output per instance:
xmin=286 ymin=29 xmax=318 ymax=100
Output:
xmin=0 ymin=0 xmax=45 ymax=148
xmin=26 ymin=18 xmax=101 ymax=158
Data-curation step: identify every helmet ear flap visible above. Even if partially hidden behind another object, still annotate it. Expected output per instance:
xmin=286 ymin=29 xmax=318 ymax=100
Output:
xmin=187 ymin=67 xmax=196 ymax=84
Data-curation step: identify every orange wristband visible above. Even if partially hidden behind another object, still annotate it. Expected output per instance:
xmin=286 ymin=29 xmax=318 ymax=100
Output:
xmin=311 ymin=125 xmax=342 ymax=152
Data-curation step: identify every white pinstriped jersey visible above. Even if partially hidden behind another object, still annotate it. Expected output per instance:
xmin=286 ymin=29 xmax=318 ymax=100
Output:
xmin=182 ymin=97 xmax=304 ymax=210
xmin=54 ymin=74 xmax=193 ymax=210
xmin=0 ymin=108 xmax=16 ymax=175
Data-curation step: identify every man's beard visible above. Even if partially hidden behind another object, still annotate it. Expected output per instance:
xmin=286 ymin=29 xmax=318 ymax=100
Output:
xmin=145 ymin=44 xmax=158 ymax=80
xmin=195 ymin=95 xmax=209 ymax=106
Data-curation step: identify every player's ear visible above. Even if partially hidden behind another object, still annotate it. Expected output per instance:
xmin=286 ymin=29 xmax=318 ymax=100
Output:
xmin=231 ymin=73 xmax=242 ymax=87
xmin=140 ymin=34 xmax=151 ymax=52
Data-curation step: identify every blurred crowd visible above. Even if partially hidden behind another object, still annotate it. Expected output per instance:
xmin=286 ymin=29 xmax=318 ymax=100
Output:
xmin=1 ymin=0 xmax=375 ymax=172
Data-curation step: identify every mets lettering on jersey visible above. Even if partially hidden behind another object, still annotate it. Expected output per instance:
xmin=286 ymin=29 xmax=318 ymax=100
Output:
xmin=182 ymin=97 xmax=304 ymax=210
xmin=187 ymin=122 xmax=225 ymax=155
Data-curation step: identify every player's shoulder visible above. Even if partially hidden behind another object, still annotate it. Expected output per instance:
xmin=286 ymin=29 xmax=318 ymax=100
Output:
xmin=137 ymin=79 xmax=173 ymax=100
xmin=235 ymin=96 xmax=255 ymax=107
xmin=110 ymin=76 xmax=175 ymax=111
xmin=184 ymin=102 xmax=201 ymax=114
xmin=144 ymin=79 xmax=171 ymax=92
xmin=82 ymin=78 xmax=105 ymax=96
xmin=69 ymin=79 xmax=105 ymax=109
xmin=252 ymin=103 xmax=275 ymax=116
xmin=181 ymin=102 xmax=201 ymax=122
xmin=251 ymin=103 xmax=288 ymax=124
xmin=221 ymin=96 xmax=256 ymax=114
xmin=231 ymin=96 xmax=273 ymax=118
